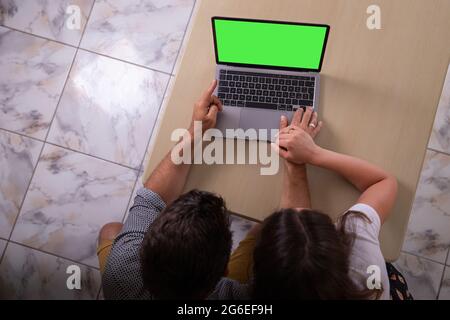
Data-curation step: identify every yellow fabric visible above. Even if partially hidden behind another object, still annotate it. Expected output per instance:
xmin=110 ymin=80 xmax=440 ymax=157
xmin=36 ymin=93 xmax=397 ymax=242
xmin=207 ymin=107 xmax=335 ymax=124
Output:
xmin=97 ymin=239 xmax=114 ymax=275
xmin=227 ymin=233 xmax=256 ymax=284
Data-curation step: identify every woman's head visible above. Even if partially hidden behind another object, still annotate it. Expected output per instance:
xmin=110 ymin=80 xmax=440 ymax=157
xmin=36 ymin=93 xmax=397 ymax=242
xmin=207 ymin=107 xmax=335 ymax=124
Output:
xmin=252 ymin=208 xmax=377 ymax=299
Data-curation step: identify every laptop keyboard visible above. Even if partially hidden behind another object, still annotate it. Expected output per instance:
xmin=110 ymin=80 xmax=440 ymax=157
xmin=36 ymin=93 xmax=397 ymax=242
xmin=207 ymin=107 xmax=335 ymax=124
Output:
xmin=217 ymin=69 xmax=315 ymax=111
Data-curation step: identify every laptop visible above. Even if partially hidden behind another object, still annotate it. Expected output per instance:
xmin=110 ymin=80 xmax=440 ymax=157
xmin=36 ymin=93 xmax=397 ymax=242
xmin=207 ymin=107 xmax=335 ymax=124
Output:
xmin=211 ymin=17 xmax=330 ymax=141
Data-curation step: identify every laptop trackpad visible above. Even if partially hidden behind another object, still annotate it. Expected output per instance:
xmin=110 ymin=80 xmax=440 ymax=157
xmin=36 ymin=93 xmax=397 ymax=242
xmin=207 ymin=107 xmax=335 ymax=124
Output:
xmin=216 ymin=106 xmax=241 ymax=133
xmin=239 ymin=108 xmax=292 ymax=141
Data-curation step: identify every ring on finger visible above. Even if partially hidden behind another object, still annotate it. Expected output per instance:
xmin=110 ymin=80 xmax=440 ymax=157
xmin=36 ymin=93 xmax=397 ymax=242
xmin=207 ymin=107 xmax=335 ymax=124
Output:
xmin=309 ymin=123 xmax=316 ymax=129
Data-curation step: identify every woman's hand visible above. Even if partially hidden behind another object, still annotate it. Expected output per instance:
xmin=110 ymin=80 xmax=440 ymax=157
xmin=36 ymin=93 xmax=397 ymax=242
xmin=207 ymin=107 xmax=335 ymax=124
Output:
xmin=282 ymin=107 xmax=323 ymax=139
xmin=274 ymin=107 xmax=323 ymax=165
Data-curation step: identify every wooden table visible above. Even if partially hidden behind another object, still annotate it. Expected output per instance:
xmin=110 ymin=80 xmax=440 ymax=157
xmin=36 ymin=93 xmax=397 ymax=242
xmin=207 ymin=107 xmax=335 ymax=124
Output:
xmin=144 ymin=0 xmax=450 ymax=261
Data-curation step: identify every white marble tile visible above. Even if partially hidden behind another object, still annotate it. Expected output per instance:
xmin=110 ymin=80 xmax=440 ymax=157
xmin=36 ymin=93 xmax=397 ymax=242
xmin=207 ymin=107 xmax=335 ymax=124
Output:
xmin=429 ymin=64 xmax=450 ymax=154
xmin=0 ymin=239 xmax=6 ymax=257
xmin=11 ymin=144 xmax=137 ymax=268
xmin=141 ymin=75 xmax=176 ymax=174
xmin=230 ymin=214 xmax=257 ymax=252
xmin=438 ymin=267 xmax=450 ymax=300
xmin=402 ymin=150 xmax=450 ymax=263
xmin=0 ymin=27 xmax=76 ymax=139
xmin=80 ymin=0 xmax=195 ymax=73
xmin=393 ymin=252 xmax=444 ymax=300
xmin=0 ymin=130 xmax=43 ymax=238
xmin=133 ymin=76 xmax=172 ymax=220
xmin=0 ymin=242 xmax=101 ymax=299
xmin=0 ymin=0 xmax=94 ymax=46
xmin=47 ymin=50 xmax=169 ymax=169
xmin=171 ymin=0 xmax=198 ymax=75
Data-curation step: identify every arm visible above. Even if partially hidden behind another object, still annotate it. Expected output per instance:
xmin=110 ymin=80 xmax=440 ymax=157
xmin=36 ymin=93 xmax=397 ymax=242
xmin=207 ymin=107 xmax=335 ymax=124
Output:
xmin=310 ymin=148 xmax=397 ymax=224
xmin=277 ymin=108 xmax=323 ymax=209
xmin=144 ymin=80 xmax=223 ymax=205
xmin=275 ymin=109 xmax=397 ymax=224
xmin=144 ymin=140 xmax=192 ymax=206
xmin=281 ymin=164 xmax=311 ymax=209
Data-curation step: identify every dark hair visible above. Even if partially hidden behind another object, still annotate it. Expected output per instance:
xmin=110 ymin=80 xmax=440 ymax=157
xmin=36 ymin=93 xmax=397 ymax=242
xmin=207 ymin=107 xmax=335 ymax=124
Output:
xmin=140 ymin=189 xmax=232 ymax=299
xmin=252 ymin=209 xmax=381 ymax=300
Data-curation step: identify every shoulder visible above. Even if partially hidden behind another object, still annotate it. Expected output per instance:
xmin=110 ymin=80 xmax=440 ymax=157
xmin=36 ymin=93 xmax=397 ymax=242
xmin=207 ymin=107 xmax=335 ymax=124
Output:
xmin=340 ymin=203 xmax=390 ymax=299
xmin=341 ymin=203 xmax=381 ymax=243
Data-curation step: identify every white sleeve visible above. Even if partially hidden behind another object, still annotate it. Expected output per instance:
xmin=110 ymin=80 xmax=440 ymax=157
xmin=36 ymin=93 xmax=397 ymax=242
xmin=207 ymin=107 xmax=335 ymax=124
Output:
xmin=346 ymin=203 xmax=381 ymax=239
xmin=344 ymin=203 xmax=390 ymax=299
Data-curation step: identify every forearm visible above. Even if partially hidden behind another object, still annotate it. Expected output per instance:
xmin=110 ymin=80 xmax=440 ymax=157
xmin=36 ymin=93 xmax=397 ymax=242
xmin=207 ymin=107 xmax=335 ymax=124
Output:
xmin=144 ymin=79 xmax=221 ymax=205
xmin=144 ymin=154 xmax=190 ymax=205
xmin=144 ymin=129 xmax=195 ymax=205
xmin=311 ymin=147 xmax=391 ymax=192
xmin=280 ymin=163 xmax=311 ymax=209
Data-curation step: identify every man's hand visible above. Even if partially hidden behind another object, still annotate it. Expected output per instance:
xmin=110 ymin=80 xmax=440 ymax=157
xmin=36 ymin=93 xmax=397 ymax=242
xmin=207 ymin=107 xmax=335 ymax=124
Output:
xmin=274 ymin=107 xmax=323 ymax=165
xmin=189 ymin=79 xmax=223 ymax=134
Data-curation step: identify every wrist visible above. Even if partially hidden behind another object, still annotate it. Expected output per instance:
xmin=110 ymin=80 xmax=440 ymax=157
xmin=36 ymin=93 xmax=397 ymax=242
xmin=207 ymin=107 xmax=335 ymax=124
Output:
xmin=284 ymin=162 xmax=307 ymax=182
xmin=310 ymin=146 xmax=327 ymax=166
xmin=285 ymin=161 xmax=307 ymax=172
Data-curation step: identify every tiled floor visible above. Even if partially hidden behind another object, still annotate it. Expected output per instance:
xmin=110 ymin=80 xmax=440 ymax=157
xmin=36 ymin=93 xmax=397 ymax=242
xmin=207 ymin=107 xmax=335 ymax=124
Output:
xmin=0 ymin=0 xmax=198 ymax=300
xmin=393 ymin=64 xmax=450 ymax=300
xmin=0 ymin=0 xmax=449 ymax=300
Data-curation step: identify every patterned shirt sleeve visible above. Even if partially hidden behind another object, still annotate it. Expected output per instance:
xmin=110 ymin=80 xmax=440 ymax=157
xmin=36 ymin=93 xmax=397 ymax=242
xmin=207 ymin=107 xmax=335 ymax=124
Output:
xmin=102 ymin=187 xmax=166 ymax=300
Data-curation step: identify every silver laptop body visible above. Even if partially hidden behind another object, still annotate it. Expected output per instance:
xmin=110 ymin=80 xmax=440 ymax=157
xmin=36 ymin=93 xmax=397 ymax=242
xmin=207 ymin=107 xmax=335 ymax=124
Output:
xmin=211 ymin=17 xmax=329 ymax=142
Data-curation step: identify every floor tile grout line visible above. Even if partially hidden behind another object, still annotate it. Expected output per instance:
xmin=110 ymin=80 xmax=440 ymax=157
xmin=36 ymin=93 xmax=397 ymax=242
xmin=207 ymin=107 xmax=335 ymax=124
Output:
xmin=45 ymin=141 xmax=140 ymax=171
xmin=0 ymin=239 xmax=10 ymax=264
xmin=169 ymin=0 xmax=197 ymax=75
xmin=0 ymin=24 xmax=172 ymax=76
xmin=0 ymin=127 xmax=45 ymax=143
xmin=0 ymin=128 xmax=140 ymax=171
xmin=43 ymin=52 xmax=79 ymax=143
xmin=447 ymin=248 xmax=450 ymax=267
xmin=96 ymin=286 xmax=102 ymax=300
xmin=436 ymin=248 xmax=450 ymax=299
xmin=4 ymin=141 xmax=46 ymax=244
xmin=0 ymin=236 xmax=8 ymax=263
xmin=77 ymin=0 xmax=97 ymax=49
xmin=5 ymin=239 xmax=100 ymax=271
xmin=78 ymin=47 xmax=173 ymax=76
xmin=427 ymin=146 xmax=450 ymax=158
xmin=400 ymin=249 xmax=448 ymax=266
xmin=0 ymin=24 xmax=79 ymax=48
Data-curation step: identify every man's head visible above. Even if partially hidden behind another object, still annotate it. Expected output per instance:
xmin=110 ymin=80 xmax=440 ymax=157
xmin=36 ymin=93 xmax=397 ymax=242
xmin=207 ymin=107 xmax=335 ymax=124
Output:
xmin=140 ymin=190 xmax=232 ymax=299
xmin=252 ymin=208 xmax=376 ymax=299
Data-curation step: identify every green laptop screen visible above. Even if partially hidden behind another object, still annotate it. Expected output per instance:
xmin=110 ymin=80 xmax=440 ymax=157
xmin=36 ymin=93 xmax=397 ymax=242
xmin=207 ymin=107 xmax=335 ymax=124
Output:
xmin=213 ymin=18 xmax=328 ymax=71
